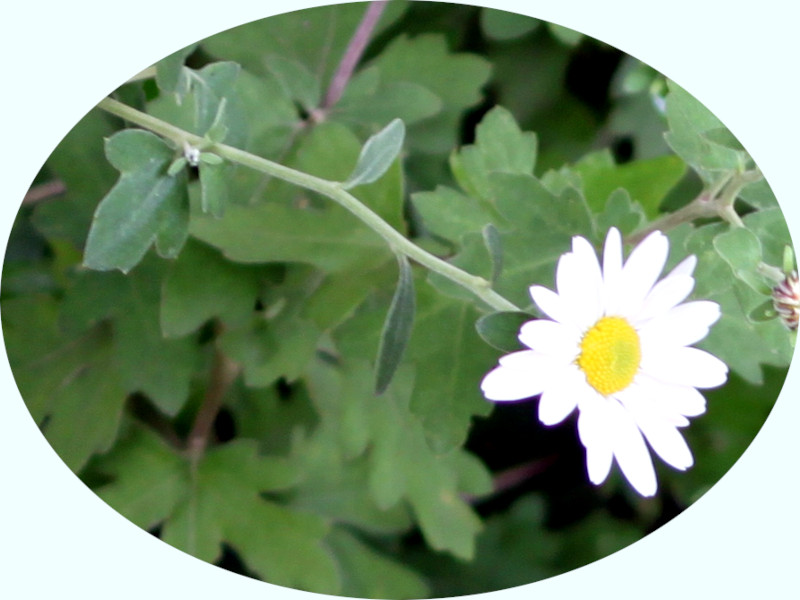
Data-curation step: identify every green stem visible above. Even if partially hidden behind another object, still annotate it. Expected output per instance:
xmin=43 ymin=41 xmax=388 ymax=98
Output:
xmin=97 ymin=97 xmax=520 ymax=313
xmin=626 ymin=168 xmax=762 ymax=245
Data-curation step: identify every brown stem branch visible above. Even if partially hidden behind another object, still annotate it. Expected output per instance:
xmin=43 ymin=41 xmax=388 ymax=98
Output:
xmin=186 ymin=345 xmax=240 ymax=461
xmin=23 ymin=180 xmax=67 ymax=205
xmin=321 ymin=1 xmax=388 ymax=111
xmin=463 ymin=456 xmax=557 ymax=503
xmin=626 ymin=168 xmax=763 ymax=245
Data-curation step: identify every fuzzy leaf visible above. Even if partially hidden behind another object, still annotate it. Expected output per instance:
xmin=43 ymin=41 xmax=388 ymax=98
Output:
xmin=476 ymin=311 xmax=532 ymax=353
xmin=83 ymin=130 xmax=188 ymax=273
xmin=482 ymin=223 xmax=504 ymax=285
xmin=344 ymin=118 xmax=405 ymax=189
xmin=374 ymin=254 xmax=416 ymax=395
xmin=198 ymin=159 xmax=228 ymax=218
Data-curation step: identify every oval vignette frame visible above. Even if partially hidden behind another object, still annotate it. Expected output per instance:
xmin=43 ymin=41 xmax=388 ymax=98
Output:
xmin=0 ymin=1 xmax=798 ymax=599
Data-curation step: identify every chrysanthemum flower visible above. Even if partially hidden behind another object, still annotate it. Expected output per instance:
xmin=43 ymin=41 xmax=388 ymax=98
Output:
xmin=481 ymin=228 xmax=728 ymax=497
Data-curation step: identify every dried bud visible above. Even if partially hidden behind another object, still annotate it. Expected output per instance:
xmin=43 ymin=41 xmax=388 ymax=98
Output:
xmin=772 ymin=271 xmax=800 ymax=331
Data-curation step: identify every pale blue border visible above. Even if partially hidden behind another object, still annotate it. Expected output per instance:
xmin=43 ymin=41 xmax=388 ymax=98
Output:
xmin=1 ymin=1 xmax=797 ymax=598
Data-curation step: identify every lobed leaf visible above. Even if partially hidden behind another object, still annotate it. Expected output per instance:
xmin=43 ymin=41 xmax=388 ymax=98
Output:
xmin=83 ymin=130 xmax=189 ymax=273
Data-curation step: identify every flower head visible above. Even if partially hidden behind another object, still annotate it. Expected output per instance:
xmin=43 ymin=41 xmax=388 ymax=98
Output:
xmin=772 ymin=270 xmax=799 ymax=331
xmin=481 ymin=228 xmax=728 ymax=497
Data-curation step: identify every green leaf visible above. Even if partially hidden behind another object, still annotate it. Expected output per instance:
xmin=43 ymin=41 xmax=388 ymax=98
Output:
xmin=475 ymin=311 xmax=531 ymax=352
xmin=2 ymin=296 xmax=125 ymax=472
xmin=664 ymin=80 xmax=745 ymax=178
xmin=374 ymin=254 xmax=416 ymax=395
xmin=286 ymin=400 xmax=412 ymax=533
xmin=713 ymin=227 xmax=765 ymax=291
xmin=154 ymin=44 xmax=196 ymax=97
xmin=739 ymin=178 xmax=780 ymax=211
xmin=306 ymin=359 xmax=487 ymax=560
xmin=679 ymin=223 xmax=793 ymax=384
xmin=702 ymin=127 xmax=745 ymax=151
xmin=368 ymin=34 xmax=492 ymax=154
xmin=412 ymin=185 xmax=495 ymax=243
xmin=220 ymin=315 xmax=321 ymax=388
xmin=783 ymin=245 xmax=796 ymax=275
xmin=595 ymin=188 xmax=646 ymax=235
xmin=547 ymin=22 xmax=584 ymax=46
xmin=95 ymin=426 xmax=189 ymax=530
xmin=326 ymin=528 xmax=430 ymax=599
xmin=749 ymin=299 xmax=777 ymax=322
xmin=203 ymin=99 xmax=230 ymax=144
xmin=167 ymin=156 xmax=187 ymax=176
xmin=83 ymin=130 xmax=189 ymax=273
xmin=482 ymin=223 xmax=503 ymax=285
xmin=573 ymin=150 xmax=686 ymax=218
xmin=480 ymin=8 xmax=540 ymax=41
xmin=344 ymin=118 xmax=405 ymax=189
xmin=191 ymin=200 xmax=389 ymax=272
xmin=148 ymin=61 xmax=249 ymax=149
xmin=300 ymin=260 xmax=396 ymax=331
xmin=191 ymin=122 xmax=402 ymax=270
xmin=1 ymin=295 xmax=126 ymax=472
xmin=335 ymin=67 xmax=443 ymax=129
xmin=264 ymin=54 xmax=321 ymax=112
xmin=166 ymin=442 xmax=337 ymax=593
xmin=160 ymin=240 xmax=266 ymax=337
xmin=405 ymin=286 xmax=499 ymax=450
xmin=32 ymin=109 xmax=119 ymax=248
xmin=97 ymin=430 xmax=335 ymax=593
xmin=198 ymin=159 xmax=227 ymax=218
xmin=334 ymin=283 xmax=499 ymax=452
xmin=482 ymin=172 xmax=593 ymax=307
xmin=59 ymin=259 xmax=201 ymax=415
xmin=113 ymin=258 xmax=201 ymax=415
xmin=201 ymin=2 xmax=408 ymax=90
xmin=449 ymin=105 xmax=537 ymax=203
xmin=190 ymin=62 xmax=242 ymax=136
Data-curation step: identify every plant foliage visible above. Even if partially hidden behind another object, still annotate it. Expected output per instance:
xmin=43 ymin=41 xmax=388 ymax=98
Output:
xmin=2 ymin=3 xmax=794 ymax=598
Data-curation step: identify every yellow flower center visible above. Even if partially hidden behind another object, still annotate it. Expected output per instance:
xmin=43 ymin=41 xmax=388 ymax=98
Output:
xmin=577 ymin=316 xmax=641 ymax=396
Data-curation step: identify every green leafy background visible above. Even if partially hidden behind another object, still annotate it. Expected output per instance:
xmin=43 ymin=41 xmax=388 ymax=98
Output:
xmin=2 ymin=3 xmax=794 ymax=598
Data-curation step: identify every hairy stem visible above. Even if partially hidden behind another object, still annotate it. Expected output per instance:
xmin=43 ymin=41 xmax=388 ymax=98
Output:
xmin=322 ymin=1 xmax=387 ymax=111
xmin=97 ymin=97 xmax=520 ymax=312
xmin=626 ymin=168 xmax=763 ymax=245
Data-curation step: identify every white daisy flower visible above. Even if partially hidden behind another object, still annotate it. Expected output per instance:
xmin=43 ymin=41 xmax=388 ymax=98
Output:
xmin=481 ymin=227 xmax=728 ymax=497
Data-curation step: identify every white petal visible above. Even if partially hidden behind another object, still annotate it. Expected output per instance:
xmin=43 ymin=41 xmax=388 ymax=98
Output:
xmin=482 ymin=351 xmax=560 ymax=401
xmin=602 ymin=228 xmax=623 ymax=280
xmin=577 ymin=397 xmax=615 ymax=485
xmin=640 ymin=346 xmax=729 ymax=389
xmin=602 ymin=228 xmax=623 ymax=311
xmin=529 ymin=285 xmax=570 ymax=324
xmin=669 ymin=254 xmax=697 ymax=278
xmin=614 ymin=231 xmax=670 ymax=316
xmin=607 ymin=400 xmax=658 ymax=497
xmin=639 ymin=301 xmax=721 ymax=349
xmin=519 ymin=319 xmax=580 ymax=361
xmin=670 ymin=384 xmax=707 ymax=417
xmin=556 ymin=236 xmax=604 ymax=328
xmin=631 ymin=374 xmax=707 ymax=419
xmin=643 ymin=421 xmax=694 ymax=470
xmin=537 ymin=365 xmax=587 ymax=425
xmin=587 ymin=441 xmax=614 ymax=486
xmin=635 ymin=273 xmax=695 ymax=324
xmin=618 ymin=387 xmax=694 ymax=470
